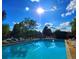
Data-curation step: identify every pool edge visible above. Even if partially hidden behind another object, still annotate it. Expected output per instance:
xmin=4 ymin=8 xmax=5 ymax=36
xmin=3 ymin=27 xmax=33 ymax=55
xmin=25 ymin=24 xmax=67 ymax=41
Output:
xmin=65 ymin=40 xmax=72 ymax=59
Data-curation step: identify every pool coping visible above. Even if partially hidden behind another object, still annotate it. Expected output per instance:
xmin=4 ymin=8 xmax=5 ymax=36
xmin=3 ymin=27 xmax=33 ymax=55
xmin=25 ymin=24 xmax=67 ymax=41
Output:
xmin=65 ymin=40 xmax=72 ymax=59
xmin=2 ymin=38 xmax=64 ymax=47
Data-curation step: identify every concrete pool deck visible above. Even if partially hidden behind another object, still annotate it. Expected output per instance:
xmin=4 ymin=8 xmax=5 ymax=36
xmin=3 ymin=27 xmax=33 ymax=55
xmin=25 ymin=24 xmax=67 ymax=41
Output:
xmin=65 ymin=39 xmax=76 ymax=59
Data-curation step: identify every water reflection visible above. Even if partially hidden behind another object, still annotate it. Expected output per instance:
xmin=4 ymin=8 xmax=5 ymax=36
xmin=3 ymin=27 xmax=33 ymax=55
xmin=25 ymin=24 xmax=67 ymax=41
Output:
xmin=2 ymin=47 xmax=11 ymax=59
xmin=2 ymin=45 xmax=28 ymax=59
xmin=2 ymin=40 xmax=65 ymax=59
xmin=49 ymin=42 xmax=56 ymax=48
xmin=44 ymin=40 xmax=56 ymax=48
xmin=11 ymin=45 xmax=28 ymax=58
xmin=34 ymin=42 xmax=44 ymax=47
xmin=54 ymin=40 xmax=65 ymax=47
xmin=43 ymin=40 xmax=65 ymax=48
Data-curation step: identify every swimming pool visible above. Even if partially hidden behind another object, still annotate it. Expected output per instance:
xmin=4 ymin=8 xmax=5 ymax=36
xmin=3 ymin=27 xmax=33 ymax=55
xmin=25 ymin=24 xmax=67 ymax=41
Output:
xmin=2 ymin=39 xmax=67 ymax=59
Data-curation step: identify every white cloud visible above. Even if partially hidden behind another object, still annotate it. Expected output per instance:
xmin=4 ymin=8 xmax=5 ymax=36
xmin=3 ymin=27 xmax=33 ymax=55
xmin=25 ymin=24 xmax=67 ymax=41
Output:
xmin=36 ymin=23 xmax=41 ymax=28
xmin=35 ymin=29 xmax=42 ymax=32
xmin=25 ymin=7 xmax=30 ymax=11
xmin=53 ymin=6 xmax=57 ymax=10
xmin=35 ymin=23 xmax=42 ymax=32
xmin=66 ymin=0 xmax=76 ymax=11
xmin=31 ymin=0 xmax=40 ymax=2
xmin=65 ymin=10 xmax=75 ymax=16
xmin=45 ymin=22 xmax=53 ymax=26
xmin=61 ymin=0 xmax=76 ymax=17
xmin=45 ymin=6 xmax=57 ymax=12
xmin=60 ymin=22 xmax=70 ymax=27
xmin=61 ymin=13 xmax=65 ymax=17
xmin=65 ymin=12 xmax=72 ymax=16
xmin=13 ymin=22 xmax=16 ymax=24
xmin=61 ymin=28 xmax=71 ymax=32
xmin=45 ymin=22 xmax=53 ymax=28
xmin=13 ymin=22 xmax=19 ymax=24
xmin=50 ymin=6 xmax=57 ymax=11
xmin=56 ymin=22 xmax=71 ymax=32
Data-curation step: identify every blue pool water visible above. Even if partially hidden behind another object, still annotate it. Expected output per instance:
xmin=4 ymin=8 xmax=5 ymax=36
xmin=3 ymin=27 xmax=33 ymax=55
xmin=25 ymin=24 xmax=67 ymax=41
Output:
xmin=2 ymin=39 xmax=67 ymax=59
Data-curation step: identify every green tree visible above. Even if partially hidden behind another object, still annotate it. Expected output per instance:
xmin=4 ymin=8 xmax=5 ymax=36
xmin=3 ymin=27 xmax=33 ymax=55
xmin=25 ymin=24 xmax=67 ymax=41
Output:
xmin=12 ymin=24 xmax=21 ymax=38
xmin=70 ymin=18 xmax=76 ymax=37
xmin=2 ymin=10 xmax=10 ymax=39
xmin=2 ymin=10 xmax=6 ymax=20
xmin=53 ymin=30 xmax=70 ymax=39
xmin=42 ymin=26 xmax=52 ymax=37
xmin=22 ymin=18 xmax=37 ymax=30
xmin=2 ymin=24 xmax=10 ymax=39
xmin=11 ymin=18 xmax=37 ymax=38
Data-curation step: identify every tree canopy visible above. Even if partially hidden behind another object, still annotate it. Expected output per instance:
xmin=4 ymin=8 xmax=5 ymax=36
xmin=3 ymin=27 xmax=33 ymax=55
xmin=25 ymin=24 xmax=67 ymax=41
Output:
xmin=2 ymin=24 xmax=10 ymax=39
xmin=70 ymin=18 xmax=76 ymax=37
xmin=20 ymin=18 xmax=37 ymax=30
xmin=42 ymin=26 xmax=52 ymax=37
xmin=11 ymin=18 xmax=38 ymax=38
xmin=2 ymin=10 xmax=6 ymax=20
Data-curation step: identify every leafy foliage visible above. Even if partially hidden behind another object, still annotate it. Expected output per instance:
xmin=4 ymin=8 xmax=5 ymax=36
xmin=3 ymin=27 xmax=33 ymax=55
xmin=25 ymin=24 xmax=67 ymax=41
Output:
xmin=2 ymin=10 xmax=6 ymax=20
xmin=53 ymin=30 xmax=73 ymax=39
xmin=70 ymin=18 xmax=76 ymax=36
xmin=11 ymin=18 xmax=38 ymax=38
xmin=42 ymin=26 xmax=52 ymax=37
xmin=20 ymin=18 xmax=37 ymax=30
xmin=2 ymin=24 xmax=10 ymax=39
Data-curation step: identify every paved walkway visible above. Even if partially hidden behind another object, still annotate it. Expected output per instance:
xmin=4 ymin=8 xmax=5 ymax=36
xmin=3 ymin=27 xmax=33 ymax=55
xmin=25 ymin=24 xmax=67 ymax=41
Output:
xmin=66 ymin=39 xmax=76 ymax=59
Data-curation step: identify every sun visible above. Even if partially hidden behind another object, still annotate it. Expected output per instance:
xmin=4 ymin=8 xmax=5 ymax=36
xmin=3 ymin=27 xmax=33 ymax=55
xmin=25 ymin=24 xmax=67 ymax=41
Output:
xmin=36 ymin=7 xmax=45 ymax=14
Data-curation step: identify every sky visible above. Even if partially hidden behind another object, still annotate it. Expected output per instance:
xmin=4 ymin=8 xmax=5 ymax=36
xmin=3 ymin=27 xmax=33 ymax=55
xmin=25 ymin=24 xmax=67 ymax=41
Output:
xmin=2 ymin=0 xmax=76 ymax=32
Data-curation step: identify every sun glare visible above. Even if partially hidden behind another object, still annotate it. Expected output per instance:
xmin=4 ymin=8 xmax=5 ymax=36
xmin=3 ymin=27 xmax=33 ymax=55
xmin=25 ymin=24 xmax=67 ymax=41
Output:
xmin=25 ymin=7 xmax=29 ymax=11
xmin=36 ymin=7 xmax=45 ymax=14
